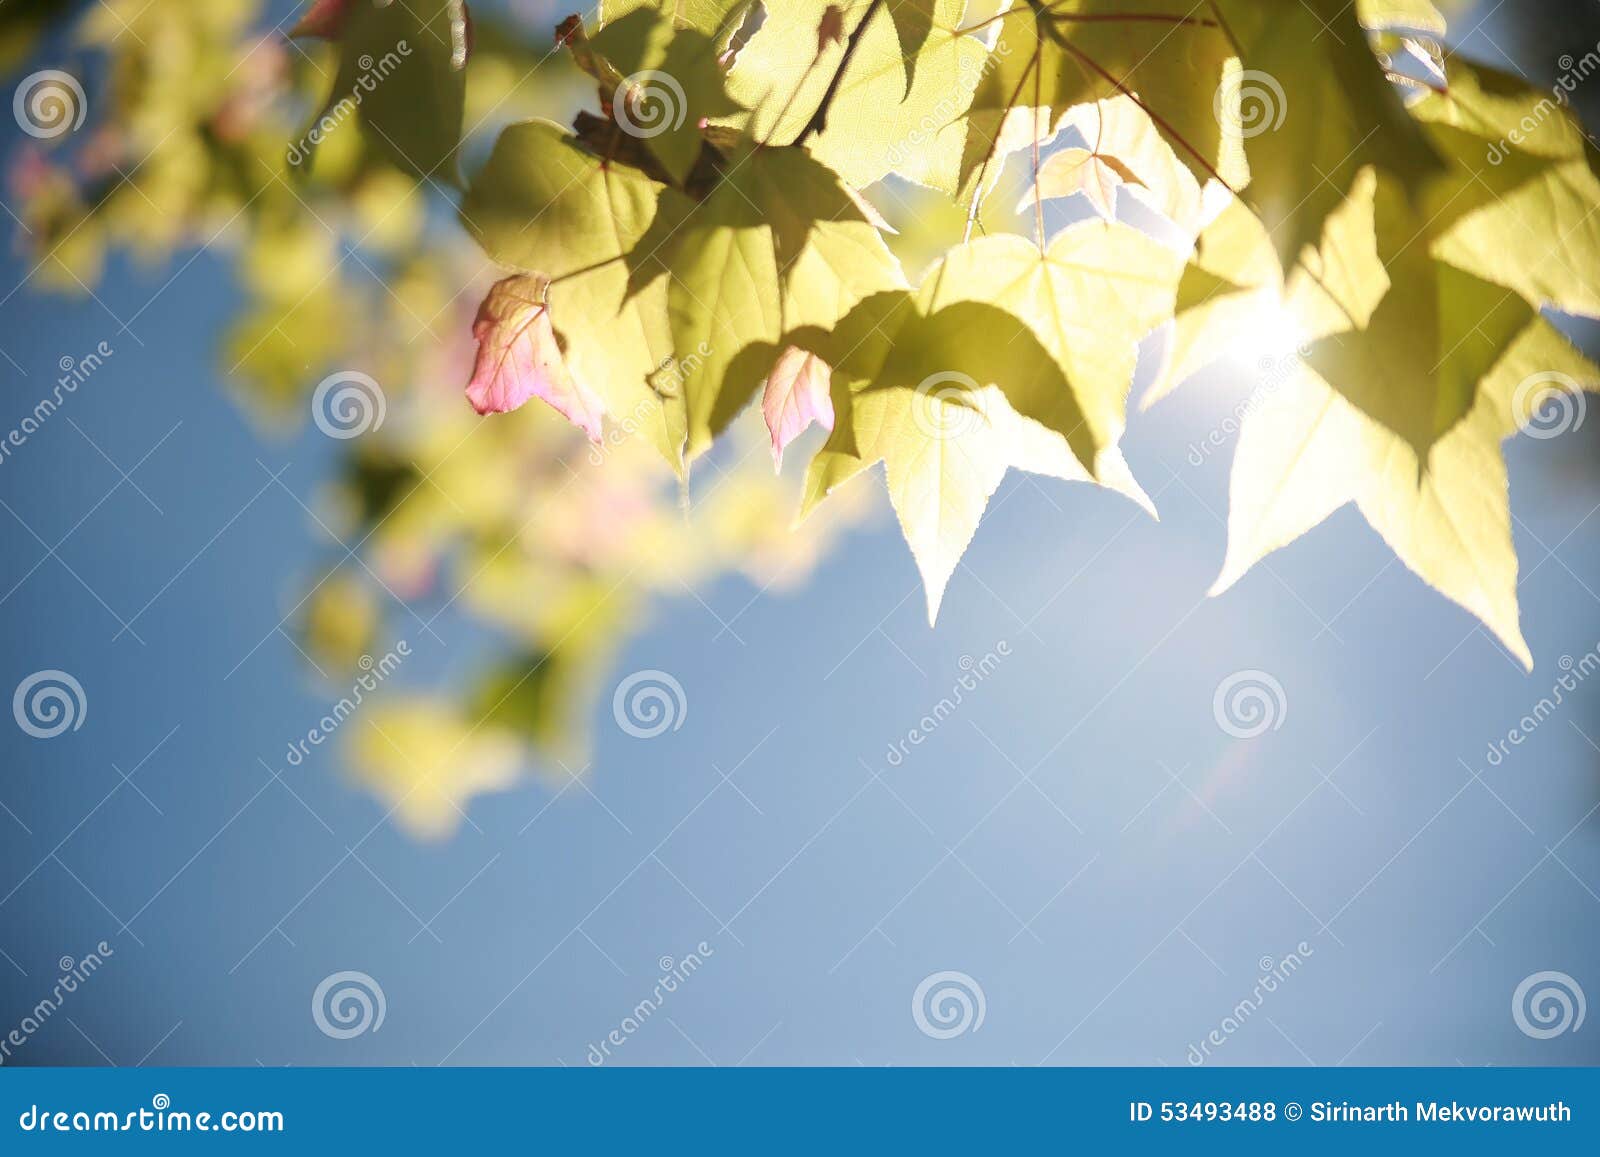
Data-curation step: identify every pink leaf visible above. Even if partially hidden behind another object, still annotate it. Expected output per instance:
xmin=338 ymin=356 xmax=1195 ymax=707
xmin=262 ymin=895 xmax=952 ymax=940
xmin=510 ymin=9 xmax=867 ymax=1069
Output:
xmin=290 ymin=0 xmax=356 ymax=39
xmin=761 ymin=347 xmax=833 ymax=469
xmin=466 ymin=274 xmax=605 ymax=442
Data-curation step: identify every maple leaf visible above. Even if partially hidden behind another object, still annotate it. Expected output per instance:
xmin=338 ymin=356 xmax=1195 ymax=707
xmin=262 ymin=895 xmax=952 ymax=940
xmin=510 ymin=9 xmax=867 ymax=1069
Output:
xmin=600 ymin=0 xmax=754 ymax=41
xmin=797 ymin=232 xmax=1166 ymax=620
xmin=763 ymin=346 xmax=834 ymax=468
xmin=1215 ymin=321 xmax=1600 ymax=670
xmin=588 ymin=6 xmax=747 ymax=183
xmin=1147 ymin=150 xmax=1600 ymax=665
xmin=1019 ymin=146 xmax=1143 ymax=220
xmin=960 ymin=0 xmax=1246 ymax=211
xmin=296 ymin=0 xmax=470 ymax=182
xmin=1210 ymin=0 xmax=1442 ymax=267
xmin=466 ymin=274 xmax=606 ymax=441
xmin=921 ymin=223 xmax=1186 ymax=470
xmin=1409 ymin=57 xmax=1600 ymax=320
xmin=1052 ymin=97 xmax=1213 ymax=234
xmin=627 ymin=141 xmax=906 ymax=459
xmin=461 ymin=119 xmax=687 ymax=469
xmin=725 ymin=0 xmax=987 ymax=190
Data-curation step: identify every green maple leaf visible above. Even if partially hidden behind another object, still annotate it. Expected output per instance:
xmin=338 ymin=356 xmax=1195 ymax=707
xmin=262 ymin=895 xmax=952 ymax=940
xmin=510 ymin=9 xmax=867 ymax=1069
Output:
xmin=589 ymin=6 xmax=748 ymax=184
xmin=600 ymin=0 xmax=754 ymax=41
xmin=725 ymin=0 xmax=986 ymax=190
xmin=961 ymin=0 xmax=1246 ymax=209
xmin=917 ymin=224 xmax=1185 ymax=469
xmin=301 ymin=0 xmax=469 ymax=182
xmin=1215 ymin=320 xmax=1600 ymax=670
xmin=1147 ymin=150 xmax=1600 ymax=666
xmin=799 ymin=216 xmax=1177 ymax=620
xmin=1210 ymin=0 xmax=1442 ymax=267
xmin=798 ymin=292 xmax=1116 ymax=622
xmin=628 ymin=143 xmax=906 ymax=459
xmin=1152 ymin=123 xmax=1553 ymax=460
xmin=1410 ymin=57 xmax=1600 ymax=319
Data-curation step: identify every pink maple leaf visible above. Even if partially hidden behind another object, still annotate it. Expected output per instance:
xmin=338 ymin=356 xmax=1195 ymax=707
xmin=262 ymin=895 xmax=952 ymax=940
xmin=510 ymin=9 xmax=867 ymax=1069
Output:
xmin=761 ymin=347 xmax=834 ymax=469
xmin=466 ymin=274 xmax=605 ymax=442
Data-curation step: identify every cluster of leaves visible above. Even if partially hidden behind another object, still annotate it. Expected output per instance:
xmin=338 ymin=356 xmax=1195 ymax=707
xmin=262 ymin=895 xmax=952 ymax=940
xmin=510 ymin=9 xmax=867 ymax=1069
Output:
xmin=296 ymin=0 xmax=1600 ymax=664
xmin=14 ymin=0 xmax=1600 ymax=830
xmin=5 ymin=0 xmax=875 ymax=836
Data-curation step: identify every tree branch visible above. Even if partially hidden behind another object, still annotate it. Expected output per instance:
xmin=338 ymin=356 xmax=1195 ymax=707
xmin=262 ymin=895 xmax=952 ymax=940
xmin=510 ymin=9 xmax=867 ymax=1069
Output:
xmin=799 ymin=0 xmax=889 ymax=144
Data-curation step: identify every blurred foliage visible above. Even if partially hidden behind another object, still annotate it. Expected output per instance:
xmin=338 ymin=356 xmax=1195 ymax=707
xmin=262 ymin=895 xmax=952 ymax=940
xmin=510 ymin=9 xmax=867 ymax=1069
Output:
xmin=4 ymin=0 xmax=876 ymax=837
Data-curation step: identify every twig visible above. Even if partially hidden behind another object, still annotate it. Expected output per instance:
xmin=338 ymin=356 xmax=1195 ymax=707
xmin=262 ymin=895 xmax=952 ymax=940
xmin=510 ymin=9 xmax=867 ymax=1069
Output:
xmin=799 ymin=0 xmax=889 ymax=143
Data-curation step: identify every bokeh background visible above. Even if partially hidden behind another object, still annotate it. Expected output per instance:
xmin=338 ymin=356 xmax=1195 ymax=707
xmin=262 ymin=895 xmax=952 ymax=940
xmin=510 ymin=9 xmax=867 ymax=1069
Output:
xmin=2 ymin=0 xmax=1599 ymax=1066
